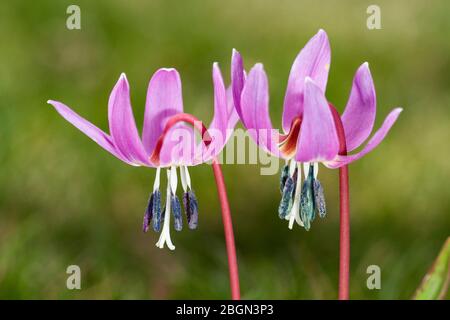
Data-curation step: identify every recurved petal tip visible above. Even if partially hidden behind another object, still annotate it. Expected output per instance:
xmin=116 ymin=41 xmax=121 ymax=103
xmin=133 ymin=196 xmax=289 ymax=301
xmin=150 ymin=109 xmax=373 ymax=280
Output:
xmin=328 ymin=107 xmax=403 ymax=168
xmin=49 ymin=99 xmax=134 ymax=164
xmin=231 ymin=48 xmax=245 ymax=118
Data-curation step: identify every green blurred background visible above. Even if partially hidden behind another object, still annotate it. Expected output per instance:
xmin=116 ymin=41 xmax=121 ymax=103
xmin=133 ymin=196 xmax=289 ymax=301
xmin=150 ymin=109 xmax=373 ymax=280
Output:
xmin=0 ymin=0 xmax=449 ymax=299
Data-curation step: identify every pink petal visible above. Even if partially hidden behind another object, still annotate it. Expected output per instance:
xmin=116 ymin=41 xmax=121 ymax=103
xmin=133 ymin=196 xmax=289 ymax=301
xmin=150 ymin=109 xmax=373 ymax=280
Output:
xmin=142 ymin=68 xmax=184 ymax=155
xmin=231 ymin=49 xmax=245 ymax=119
xmin=282 ymin=29 xmax=331 ymax=132
xmin=108 ymin=74 xmax=150 ymax=165
xmin=193 ymin=65 xmax=240 ymax=164
xmin=211 ymin=63 xmax=229 ymax=135
xmin=240 ymin=63 xmax=280 ymax=156
xmin=48 ymin=100 xmax=133 ymax=165
xmin=208 ymin=64 xmax=238 ymax=143
xmin=341 ymin=63 xmax=377 ymax=152
xmin=196 ymin=86 xmax=240 ymax=164
xmin=295 ymin=78 xmax=339 ymax=162
xmin=225 ymin=86 xmax=240 ymax=136
xmin=327 ymin=108 xmax=403 ymax=168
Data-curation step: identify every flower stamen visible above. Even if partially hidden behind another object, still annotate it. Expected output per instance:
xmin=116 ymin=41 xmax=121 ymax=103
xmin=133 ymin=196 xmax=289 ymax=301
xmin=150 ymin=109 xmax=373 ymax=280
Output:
xmin=300 ymin=163 xmax=315 ymax=231
xmin=299 ymin=162 xmax=327 ymax=230
xmin=288 ymin=162 xmax=304 ymax=229
xmin=170 ymin=166 xmax=183 ymax=232
xmin=143 ymin=167 xmax=162 ymax=232
xmin=155 ymin=168 xmax=175 ymax=250
xmin=180 ymin=166 xmax=199 ymax=229
xmin=278 ymin=163 xmax=297 ymax=219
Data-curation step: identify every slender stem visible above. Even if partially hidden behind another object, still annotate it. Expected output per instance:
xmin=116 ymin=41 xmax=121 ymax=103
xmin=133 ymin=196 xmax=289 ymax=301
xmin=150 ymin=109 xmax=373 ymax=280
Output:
xmin=338 ymin=165 xmax=350 ymax=300
xmin=150 ymin=113 xmax=241 ymax=300
xmin=329 ymin=104 xmax=350 ymax=300
xmin=212 ymin=160 xmax=241 ymax=300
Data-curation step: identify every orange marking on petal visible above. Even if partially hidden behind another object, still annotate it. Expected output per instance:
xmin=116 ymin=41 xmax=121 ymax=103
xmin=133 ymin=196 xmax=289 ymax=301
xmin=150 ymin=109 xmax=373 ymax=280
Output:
xmin=279 ymin=117 xmax=302 ymax=157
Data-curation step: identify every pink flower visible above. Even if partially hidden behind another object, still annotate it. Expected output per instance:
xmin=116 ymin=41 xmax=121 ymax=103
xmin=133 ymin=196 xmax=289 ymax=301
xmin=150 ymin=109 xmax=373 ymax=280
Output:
xmin=232 ymin=30 xmax=402 ymax=230
xmin=49 ymin=64 xmax=237 ymax=250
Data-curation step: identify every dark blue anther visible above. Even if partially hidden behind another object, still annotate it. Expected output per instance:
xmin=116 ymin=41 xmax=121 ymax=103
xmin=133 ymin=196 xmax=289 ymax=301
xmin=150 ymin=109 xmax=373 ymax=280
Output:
xmin=152 ymin=190 xmax=162 ymax=232
xmin=279 ymin=164 xmax=290 ymax=194
xmin=171 ymin=193 xmax=183 ymax=231
xmin=143 ymin=192 xmax=154 ymax=233
xmin=278 ymin=170 xmax=297 ymax=219
xmin=313 ymin=179 xmax=326 ymax=218
xmin=300 ymin=165 xmax=315 ymax=231
xmin=183 ymin=190 xmax=199 ymax=230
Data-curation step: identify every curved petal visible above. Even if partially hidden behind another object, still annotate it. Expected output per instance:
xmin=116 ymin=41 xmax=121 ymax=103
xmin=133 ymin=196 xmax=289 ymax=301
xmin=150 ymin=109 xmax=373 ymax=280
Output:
xmin=211 ymin=63 xmax=229 ymax=135
xmin=108 ymin=74 xmax=150 ymax=165
xmin=240 ymin=63 xmax=280 ymax=156
xmin=194 ymin=86 xmax=240 ymax=165
xmin=295 ymin=78 xmax=339 ymax=162
xmin=192 ymin=64 xmax=240 ymax=164
xmin=231 ymin=49 xmax=245 ymax=119
xmin=225 ymin=86 xmax=240 ymax=137
xmin=48 ymin=100 xmax=134 ymax=165
xmin=341 ymin=63 xmax=377 ymax=152
xmin=209 ymin=65 xmax=239 ymax=142
xmin=326 ymin=108 xmax=403 ymax=168
xmin=282 ymin=29 xmax=331 ymax=132
xmin=142 ymin=68 xmax=184 ymax=155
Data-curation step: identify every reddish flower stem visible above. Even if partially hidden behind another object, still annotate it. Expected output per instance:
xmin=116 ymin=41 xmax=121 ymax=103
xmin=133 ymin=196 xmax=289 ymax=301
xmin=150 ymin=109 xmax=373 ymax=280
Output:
xmin=330 ymin=104 xmax=350 ymax=300
xmin=150 ymin=113 xmax=241 ymax=300
xmin=212 ymin=160 xmax=241 ymax=300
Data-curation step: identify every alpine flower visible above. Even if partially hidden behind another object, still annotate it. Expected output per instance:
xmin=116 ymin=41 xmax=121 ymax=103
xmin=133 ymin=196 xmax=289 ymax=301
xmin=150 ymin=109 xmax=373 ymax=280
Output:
xmin=48 ymin=64 xmax=238 ymax=251
xmin=231 ymin=29 xmax=402 ymax=231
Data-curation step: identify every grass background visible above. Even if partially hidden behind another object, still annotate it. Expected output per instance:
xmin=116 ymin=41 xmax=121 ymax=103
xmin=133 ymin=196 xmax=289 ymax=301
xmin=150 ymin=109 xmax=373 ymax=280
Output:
xmin=0 ymin=0 xmax=449 ymax=299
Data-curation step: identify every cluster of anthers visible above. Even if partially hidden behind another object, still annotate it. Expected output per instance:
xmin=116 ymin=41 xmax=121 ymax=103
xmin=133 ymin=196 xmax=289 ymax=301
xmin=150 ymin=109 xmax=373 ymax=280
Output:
xmin=278 ymin=160 xmax=326 ymax=231
xmin=143 ymin=165 xmax=199 ymax=251
xmin=274 ymin=115 xmax=327 ymax=231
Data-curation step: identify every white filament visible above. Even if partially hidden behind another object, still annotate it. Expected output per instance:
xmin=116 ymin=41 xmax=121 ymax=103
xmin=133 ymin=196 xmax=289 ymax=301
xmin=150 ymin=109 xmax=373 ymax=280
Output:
xmin=153 ymin=167 xmax=161 ymax=192
xmin=289 ymin=162 xmax=304 ymax=229
xmin=288 ymin=159 xmax=296 ymax=176
xmin=170 ymin=165 xmax=178 ymax=194
xmin=314 ymin=162 xmax=319 ymax=179
xmin=303 ymin=162 xmax=319 ymax=179
xmin=155 ymin=168 xmax=175 ymax=251
xmin=180 ymin=166 xmax=192 ymax=192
